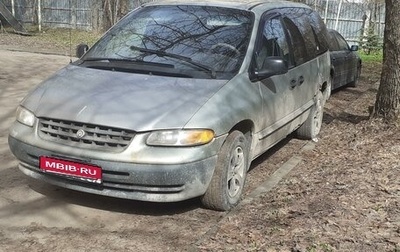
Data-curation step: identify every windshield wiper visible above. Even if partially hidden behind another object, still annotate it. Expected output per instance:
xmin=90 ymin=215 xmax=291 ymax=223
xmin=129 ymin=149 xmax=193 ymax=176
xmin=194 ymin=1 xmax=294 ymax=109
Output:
xmin=78 ymin=57 xmax=174 ymax=68
xmin=130 ymin=45 xmax=216 ymax=79
xmin=81 ymin=57 xmax=143 ymax=63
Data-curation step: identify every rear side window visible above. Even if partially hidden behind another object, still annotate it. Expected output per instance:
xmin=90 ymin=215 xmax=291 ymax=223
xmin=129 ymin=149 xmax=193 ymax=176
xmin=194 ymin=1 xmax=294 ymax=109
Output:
xmin=279 ymin=7 xmax=329 ymax=57
xmin=282 ymin=16 xmax=307 ymax=66
xmin=281 ymin=8 xmax=319 ymax=61
xmin=308 ymin=10 xmax=330 ymax=53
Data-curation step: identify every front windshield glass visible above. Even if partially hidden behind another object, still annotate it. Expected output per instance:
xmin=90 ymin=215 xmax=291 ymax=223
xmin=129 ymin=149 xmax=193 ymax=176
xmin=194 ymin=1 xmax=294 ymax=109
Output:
xmin=83 ymin=5 xmax=253 ymax=79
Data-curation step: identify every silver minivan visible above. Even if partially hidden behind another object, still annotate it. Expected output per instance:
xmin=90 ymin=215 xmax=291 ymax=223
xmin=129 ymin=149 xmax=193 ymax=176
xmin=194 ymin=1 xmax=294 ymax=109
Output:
xmin=9 ymin=0 xmax=331 ymax=211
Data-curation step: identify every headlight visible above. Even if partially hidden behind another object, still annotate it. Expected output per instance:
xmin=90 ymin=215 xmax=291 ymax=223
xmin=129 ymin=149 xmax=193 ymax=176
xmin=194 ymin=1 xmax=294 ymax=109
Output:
xmin=16 ymin=106 xmax=35 ymax=127
xmin=146 ymin=129 xmax=215 ymax=146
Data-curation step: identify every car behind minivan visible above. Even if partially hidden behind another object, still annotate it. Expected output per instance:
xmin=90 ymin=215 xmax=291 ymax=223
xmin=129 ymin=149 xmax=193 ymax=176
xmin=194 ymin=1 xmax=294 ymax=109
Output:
xmin=328 ymin=29 xmax=362 ymax=90
xmin=9 ymin=0 xmax=331 ymax=211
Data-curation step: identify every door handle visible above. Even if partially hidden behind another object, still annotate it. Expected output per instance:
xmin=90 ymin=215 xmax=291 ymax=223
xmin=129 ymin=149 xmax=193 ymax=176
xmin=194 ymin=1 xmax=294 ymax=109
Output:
xmin=290 ymin=79 xmax=297 ymax=89
xmin=298 ymin=76 xmax=304 ymax=85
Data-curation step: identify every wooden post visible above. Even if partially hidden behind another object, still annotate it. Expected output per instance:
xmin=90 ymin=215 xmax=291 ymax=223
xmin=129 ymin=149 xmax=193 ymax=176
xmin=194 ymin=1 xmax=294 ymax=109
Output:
xmin=71 ymin=0 xmax=77 ymax=29
xmin=324 ymin=0 xmax=329 ymax=23
xmin=11 ymin=0 xmax=15 ymax=16
xmin=335 ymin=0 xmax=343 ymax=30
xmin=38 ymin=0 xmax=41 ymax=31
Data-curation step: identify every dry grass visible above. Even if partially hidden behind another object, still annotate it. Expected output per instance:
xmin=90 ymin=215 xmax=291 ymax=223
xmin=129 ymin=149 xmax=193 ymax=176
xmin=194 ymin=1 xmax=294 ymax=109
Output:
xmin=197 ymin=62 xmax=400 ymax=251
xmin=0 ymin=28 xmax=101 ymax=56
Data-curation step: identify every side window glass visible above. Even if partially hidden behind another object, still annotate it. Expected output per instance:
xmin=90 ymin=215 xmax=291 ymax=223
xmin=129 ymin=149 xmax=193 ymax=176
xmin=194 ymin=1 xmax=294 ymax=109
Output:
xmin=328 ymin=32 xmax=340 ymax=51
xmin=288 ymin=9 xmax=318 ymax=60
xmin=283 ymin=17 xmax=307 ymax=66
xmin=309 ymin=11 xmax=330 ymax=53
xmin=311 ymin=27 xmax=323 ymax=52
xmin=256 ymin=17 xmax=291 ymax=70
xmin=335 ymin=33 xmax=350 ymax=50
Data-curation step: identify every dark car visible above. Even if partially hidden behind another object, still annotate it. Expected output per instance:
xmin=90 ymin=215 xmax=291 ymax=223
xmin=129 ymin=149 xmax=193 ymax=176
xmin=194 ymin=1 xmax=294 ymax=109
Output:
xmin=328 ymin=29 xmax=362 ymax=90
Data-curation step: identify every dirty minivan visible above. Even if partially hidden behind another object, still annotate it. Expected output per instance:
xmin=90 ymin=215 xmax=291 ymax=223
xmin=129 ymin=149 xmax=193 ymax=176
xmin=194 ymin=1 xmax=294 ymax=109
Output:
xmin=8 ymin=0 xmax=331 ymax=211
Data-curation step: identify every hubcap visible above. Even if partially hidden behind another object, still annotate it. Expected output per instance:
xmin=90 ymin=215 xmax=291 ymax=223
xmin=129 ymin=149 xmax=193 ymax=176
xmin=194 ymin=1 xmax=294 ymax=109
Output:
xmin=227 ymin=146 xmax=245 ymax=198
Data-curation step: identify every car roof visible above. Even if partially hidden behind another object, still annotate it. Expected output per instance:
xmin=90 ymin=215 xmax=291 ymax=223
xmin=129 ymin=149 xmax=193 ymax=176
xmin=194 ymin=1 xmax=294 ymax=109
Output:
xmin=143 ymin=0 xmax=310 ymax=12
xmin=328 ymin=29 xmax=339 ymax=34
xmin=328 ymin=29 xmax=345 ymax=40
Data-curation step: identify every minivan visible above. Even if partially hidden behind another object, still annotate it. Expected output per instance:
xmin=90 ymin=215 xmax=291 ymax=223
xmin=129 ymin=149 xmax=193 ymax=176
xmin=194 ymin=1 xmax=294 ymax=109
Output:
xmin=9 ymin=0 xmax=331 ymax=211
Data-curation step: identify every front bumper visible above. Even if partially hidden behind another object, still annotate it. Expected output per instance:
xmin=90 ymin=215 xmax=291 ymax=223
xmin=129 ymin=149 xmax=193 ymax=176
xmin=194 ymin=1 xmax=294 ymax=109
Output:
xmin=9 ymin=135 xmax=218 ymax=202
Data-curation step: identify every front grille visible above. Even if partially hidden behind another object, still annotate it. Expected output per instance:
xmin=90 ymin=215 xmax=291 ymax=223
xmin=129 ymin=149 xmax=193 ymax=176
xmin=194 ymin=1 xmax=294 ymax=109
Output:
xmin=38 ymin=118 xmax=136 ymax=152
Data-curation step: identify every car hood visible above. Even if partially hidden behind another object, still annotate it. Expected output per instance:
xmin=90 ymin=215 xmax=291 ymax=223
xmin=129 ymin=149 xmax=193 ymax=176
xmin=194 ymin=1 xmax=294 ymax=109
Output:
xmin=22 ymin=64 xmax=227 ymax=131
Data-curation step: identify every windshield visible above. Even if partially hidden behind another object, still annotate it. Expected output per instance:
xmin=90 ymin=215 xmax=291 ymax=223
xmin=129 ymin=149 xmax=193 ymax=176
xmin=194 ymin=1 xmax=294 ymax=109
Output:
xmin=82 ymin=5 xmax=253 ymax=79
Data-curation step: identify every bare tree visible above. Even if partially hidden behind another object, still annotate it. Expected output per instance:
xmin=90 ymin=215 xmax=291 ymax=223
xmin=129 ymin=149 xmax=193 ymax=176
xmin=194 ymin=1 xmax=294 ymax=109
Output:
xmin=372 ymin=0 xmax=400 ymax=121
xmin=103 ymin=0 xmax=129 ymax=30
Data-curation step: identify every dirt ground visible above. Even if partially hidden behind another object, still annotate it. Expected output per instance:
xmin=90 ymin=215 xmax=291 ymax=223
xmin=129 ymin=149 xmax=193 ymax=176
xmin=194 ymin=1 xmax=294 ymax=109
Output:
xmin=0 ymin=31 xmax=399 ymax=252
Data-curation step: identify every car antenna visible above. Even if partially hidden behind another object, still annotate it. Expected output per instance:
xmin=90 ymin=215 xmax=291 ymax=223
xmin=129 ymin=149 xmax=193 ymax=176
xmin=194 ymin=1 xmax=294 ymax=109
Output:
xmin=69 ymin=28 xmax=72 ymax=63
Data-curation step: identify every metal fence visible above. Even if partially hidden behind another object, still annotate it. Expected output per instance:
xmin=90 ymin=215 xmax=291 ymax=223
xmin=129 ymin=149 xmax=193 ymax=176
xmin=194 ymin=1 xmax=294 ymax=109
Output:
xmin=2 ymin=0 xmax=35 ymax=25
xmin=41 ymin=0 xmax=92 ymax=29
xmin=2 ymin=0 xmax=386 ymax=44
xmin=2 ymin=0 xmax=93 ymax=30
xmin=305 ymin=0 xmax=385 ymax=45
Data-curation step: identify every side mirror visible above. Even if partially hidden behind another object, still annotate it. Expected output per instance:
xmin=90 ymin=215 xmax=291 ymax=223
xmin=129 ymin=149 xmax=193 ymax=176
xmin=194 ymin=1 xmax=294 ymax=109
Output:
xmin=251 ymin=56 xmax=288 ymax=81
xmin=76 ymin=43 xmax=89 ymax=58
xmin=350 ymin=45 xmax=359 ymax=51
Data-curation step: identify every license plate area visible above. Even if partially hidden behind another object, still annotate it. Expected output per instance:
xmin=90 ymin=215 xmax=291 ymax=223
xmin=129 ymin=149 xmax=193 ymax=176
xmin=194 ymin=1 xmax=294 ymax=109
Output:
xmin=39 ymin=156 xmax=102 ymax=184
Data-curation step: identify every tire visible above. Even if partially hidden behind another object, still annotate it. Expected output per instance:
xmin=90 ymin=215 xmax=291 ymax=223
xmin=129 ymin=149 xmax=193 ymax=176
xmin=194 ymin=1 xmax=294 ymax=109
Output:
xmin=348 ymin=65 xmax=361 ymax=88
xmin=201 ymin=131 xmax=249 ymax=211
xmin=296 ymin=92 xmax=324 ymax=140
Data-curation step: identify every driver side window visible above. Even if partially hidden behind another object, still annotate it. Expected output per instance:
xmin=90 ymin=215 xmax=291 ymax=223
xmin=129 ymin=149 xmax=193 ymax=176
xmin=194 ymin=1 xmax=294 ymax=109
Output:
xmin=256 ymin=16 xmax=291 ymax=70
xmin=335 ymin=33 xmax=350 ymax=50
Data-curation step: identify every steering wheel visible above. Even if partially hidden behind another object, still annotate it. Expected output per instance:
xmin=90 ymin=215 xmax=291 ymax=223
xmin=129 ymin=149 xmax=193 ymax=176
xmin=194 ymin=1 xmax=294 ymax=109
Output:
xmin=210 ymin=43 xmax=240 ymax=57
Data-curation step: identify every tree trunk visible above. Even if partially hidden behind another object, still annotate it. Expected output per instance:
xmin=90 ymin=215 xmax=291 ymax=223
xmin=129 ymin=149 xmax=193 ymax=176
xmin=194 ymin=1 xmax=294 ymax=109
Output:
xmin=372 ymin=0 xmax=400 ymax=121
xmin=91 ymin=0 xmax=103 ymax=32
xmin=118 ymin=0 xmax=129 ymax=19
xmin=102 ymin=0 xmax=130 ymax=31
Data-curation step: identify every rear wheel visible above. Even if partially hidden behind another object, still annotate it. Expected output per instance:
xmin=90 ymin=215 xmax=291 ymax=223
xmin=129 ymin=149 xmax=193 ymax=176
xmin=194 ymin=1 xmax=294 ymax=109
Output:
xmin=201 ymin=131 xmax=249 ymax=211
xmin=296 ymin=92 xmax=324 ymax=140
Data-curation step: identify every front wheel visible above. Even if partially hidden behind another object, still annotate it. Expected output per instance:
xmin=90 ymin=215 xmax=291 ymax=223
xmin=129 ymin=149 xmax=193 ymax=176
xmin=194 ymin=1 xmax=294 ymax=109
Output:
xmin=296 ymin=92 xmax=324 ymax=140
xmin=201 ymin=131 xmax=249 ymax=211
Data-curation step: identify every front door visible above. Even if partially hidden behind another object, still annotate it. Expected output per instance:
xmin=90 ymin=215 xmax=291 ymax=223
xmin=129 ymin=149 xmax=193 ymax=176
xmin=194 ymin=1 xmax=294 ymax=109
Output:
xmin=254 ymin=14 xmax=297 ymax=154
